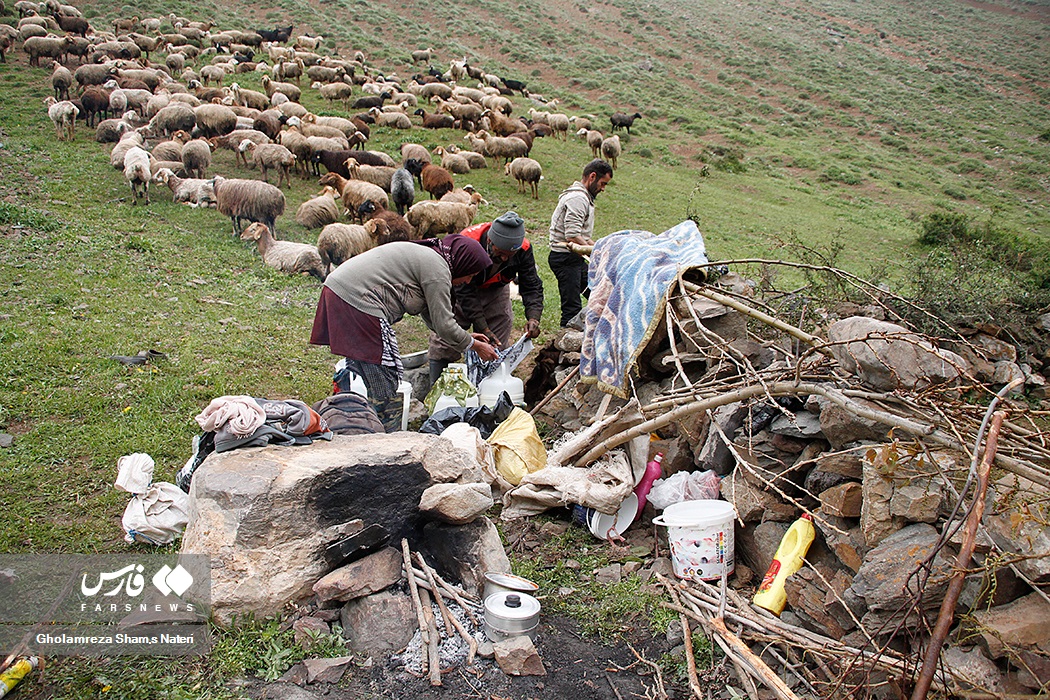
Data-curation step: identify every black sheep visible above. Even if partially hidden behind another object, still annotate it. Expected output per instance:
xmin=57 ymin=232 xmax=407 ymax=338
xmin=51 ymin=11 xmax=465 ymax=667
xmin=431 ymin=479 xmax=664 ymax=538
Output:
xmin=610 ymin=111 xmax=643 ymax=134
xmin=500 ymin=77 xmax=528 ymax=96
xmin=350 ymin=92 xmax=391 ymax=110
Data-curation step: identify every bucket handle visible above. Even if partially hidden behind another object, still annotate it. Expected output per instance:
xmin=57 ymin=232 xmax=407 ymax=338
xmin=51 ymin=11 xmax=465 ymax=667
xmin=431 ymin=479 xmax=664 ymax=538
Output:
xmin=651 ymin=514 xmax=669 ymax=526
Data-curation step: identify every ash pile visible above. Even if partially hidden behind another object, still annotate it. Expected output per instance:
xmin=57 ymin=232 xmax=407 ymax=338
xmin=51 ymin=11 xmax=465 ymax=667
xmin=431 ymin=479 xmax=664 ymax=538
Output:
xmin=527 ymin=263 xmax=1050 ymax=698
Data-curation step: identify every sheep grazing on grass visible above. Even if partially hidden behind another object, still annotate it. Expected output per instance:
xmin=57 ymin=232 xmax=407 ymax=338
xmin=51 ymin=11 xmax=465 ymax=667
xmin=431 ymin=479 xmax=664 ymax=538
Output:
xmin=505 ymin=157 xmax=542 ymax=199
xmin=345 ymin=160 xmax=395 ymax=192
xmin=368 ymin=107 xmax=411 ymax=129
xmin=579 ymin=128 xmax=604 ymax=159
xmin=547 ymin=113 xmax=570 ymax=140
xmin=261 ymin=75 xmax=301 ymax=103
xmin=610 ymin=111 xmax=642 ymax=134
xmin=404 ymin=159 xmax=454 ymax=200
xmin=405 ymin=191 xmax=483 ymax=239
xmin=414 ymin=108 xmax=454 ymax=129
xmin=240 ymin=141 xmax=296 ymax=188
xmin=50 ymin=60 xmax=72 ymax=100
xmin=123 ymin=146 xmax=151 ymax=205
xmin=433 ymin=146 xmax=470 ymax=174
xmin=241 ymin=222 xmax=326 ymax=281
xmin=295 ymin=185 xmax=341 ymax=229
xmin=110 ymin=131 xmax=145 ymax=169
xmin=181 ymin=138 xmax=212 ymax=179
xmin=445 ymin=145 xmax=486 ymax=170
xmin=209 ymin=130 xmax=270 ymax=166
xmin=475 ymin=130 xmax=529 ymax=166
xmin=44 ymin=97 xmax=78 ymax=141
xmin=152 ymin=167 xmax=215 ymax=207
xmin=212 ymin=176 xmax=286 ymax=236
xmin=152 ymin=132 xmax=187 ymax=162
xmin=440 ymin=184 xmax=483 ymax=204
xmin=601 ymin=134 xmax=621 ymax=169
xmin=390 ymin=167 xmax=414 ymax=215
xmin=316 ymin=219 xmax=384 ymax=273
xmin=193 ymin=103 xmax=238 ymax=138
xmin=95 ymin=118 xmax=130 ymax=143
xmin=316 ymin=172 xmax=388 ymax=222
xmin=411 ymin=47 xmax=434 ymax=64
xmin=357 ymin=201 xmax=414 ymax=242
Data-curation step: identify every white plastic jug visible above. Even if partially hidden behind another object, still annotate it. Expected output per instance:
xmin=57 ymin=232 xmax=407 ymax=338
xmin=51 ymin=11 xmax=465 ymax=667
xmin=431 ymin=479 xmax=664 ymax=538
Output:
xmin=479 ymin=363 xmax=524 ymax=407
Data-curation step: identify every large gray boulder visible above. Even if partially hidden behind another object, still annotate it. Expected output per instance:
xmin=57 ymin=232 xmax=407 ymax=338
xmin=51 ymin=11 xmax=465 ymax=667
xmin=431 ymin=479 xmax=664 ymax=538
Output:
xmin=827 ymin=316 xmax=969 ymax=391
xmin=180 ymin=433 xmax=482 ymax=625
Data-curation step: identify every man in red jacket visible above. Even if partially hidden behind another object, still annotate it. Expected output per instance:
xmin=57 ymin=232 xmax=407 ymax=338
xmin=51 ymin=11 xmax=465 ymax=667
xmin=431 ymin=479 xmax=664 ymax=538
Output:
xmin=428 ymin=211 xmax=545 ymax=385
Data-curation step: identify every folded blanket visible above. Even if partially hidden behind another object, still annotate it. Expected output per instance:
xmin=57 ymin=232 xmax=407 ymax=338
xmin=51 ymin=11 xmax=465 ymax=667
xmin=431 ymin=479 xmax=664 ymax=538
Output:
xmin=580 ymin=220 xmax=710 ymax=398
xmin=195 ymin=395 xmax=266 ymax=436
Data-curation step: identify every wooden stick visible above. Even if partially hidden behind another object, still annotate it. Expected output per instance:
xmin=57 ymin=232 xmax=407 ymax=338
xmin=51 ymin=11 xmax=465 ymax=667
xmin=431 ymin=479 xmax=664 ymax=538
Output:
xmin=410 ymin=570 xmax=480 ymax=623
xmin=414 ymin=552 xmax=454 ymax=637
xmin=657 ymin=576 xmax=703 ymax=699
xmin=401 ymin=538 xmax=430 ymax=672
xmin=419 ymin=586 xmax=442 ymax=686
xmin=530 ymin=365 xmax=579 ymax=416
xmin=412 ymin=567 xmax=477 ymax=666
xmin=911 ymin=411 xmax=1002 ymax=700
xmin=627 ymin=643 xmax=669 ymax=700
xmin=705 ymin=616 xmax=801 ymax=700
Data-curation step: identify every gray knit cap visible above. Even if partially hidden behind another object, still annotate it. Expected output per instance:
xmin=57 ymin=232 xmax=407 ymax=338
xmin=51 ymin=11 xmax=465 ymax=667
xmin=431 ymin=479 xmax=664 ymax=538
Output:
xmin=487 ymin=211 xmax=526 ymax=251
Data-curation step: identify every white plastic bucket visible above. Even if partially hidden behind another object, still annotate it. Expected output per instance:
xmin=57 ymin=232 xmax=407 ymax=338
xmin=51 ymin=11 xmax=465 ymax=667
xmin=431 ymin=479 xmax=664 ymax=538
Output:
xmin=571 ymin=494 xmax=638 ymax=541
xmin=652 ymin=500 xmax=736 ymax=581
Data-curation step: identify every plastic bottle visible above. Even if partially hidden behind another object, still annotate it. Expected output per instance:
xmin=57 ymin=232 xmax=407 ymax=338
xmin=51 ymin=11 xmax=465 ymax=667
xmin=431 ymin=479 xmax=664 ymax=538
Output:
xmin=0 ymin=657 xmax=39 ymax=699
xmin=634 ymin=453 xmax=664 ymax=518
xmin=752 ymin=513 xmax=815 ymax=616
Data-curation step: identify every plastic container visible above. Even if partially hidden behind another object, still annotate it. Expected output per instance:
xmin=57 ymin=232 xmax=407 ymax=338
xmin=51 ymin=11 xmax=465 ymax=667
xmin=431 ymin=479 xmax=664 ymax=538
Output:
xmin=652 ymin=499 xmax=736 ymax=581
xmin=752 ymin=513 xmax=815 ymax=615
xmin=0 ymin=657 xmax=39 ymax=699
xmin=396 ymin=380 xmax=412 ymax=431
xmin=478 ymin=362 xmax=524 ymax=407
xmin=634 ymin=453 xmax=664 ymax=517
xmin=425 ymin=363 xmax=479 ymax=414
xmin=571 ymin=493 xmax=639 ymax=541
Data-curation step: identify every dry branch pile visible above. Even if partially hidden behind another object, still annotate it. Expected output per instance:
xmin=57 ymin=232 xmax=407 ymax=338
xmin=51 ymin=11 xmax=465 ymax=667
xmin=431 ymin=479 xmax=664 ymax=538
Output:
xmin=529 ymin=262 xmax=1050 ymax=698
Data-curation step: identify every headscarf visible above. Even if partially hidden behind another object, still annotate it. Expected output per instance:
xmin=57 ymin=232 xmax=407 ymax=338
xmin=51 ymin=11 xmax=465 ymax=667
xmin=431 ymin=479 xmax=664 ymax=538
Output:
xmin=414 ymin=234 xmax=491 ymax=279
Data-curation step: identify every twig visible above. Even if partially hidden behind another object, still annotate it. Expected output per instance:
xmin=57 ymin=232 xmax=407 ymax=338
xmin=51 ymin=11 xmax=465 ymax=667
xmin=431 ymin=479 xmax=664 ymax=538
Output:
xmin=530 ymin=365 xmax=580 ymax=415
xmin=419 ymin=587 xmax=442 ymax=686
xmin=627 ymin=643 xmax=668 ymax=700
xmin=414 ymin=555 xmax=478 ymax=665
xmin=414 ymin=552 xmax=454 ymax=637
xmin=401 ymin=538 xmax=430 ymax=672
xmin=657 ymin=575 xmax=703 ymax=699
xmin=704 ymin=616 xmax=801 ymax=700
xmin=911 ymin=411 xmax=1003 ymax=700
xmin=607 ymin=674 xmax=625 ymax=700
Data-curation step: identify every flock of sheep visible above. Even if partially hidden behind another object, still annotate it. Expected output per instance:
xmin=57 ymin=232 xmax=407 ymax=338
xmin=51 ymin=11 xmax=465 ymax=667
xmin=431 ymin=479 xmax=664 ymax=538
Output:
xmin=5 ymin=0 xmax=645 ymax=282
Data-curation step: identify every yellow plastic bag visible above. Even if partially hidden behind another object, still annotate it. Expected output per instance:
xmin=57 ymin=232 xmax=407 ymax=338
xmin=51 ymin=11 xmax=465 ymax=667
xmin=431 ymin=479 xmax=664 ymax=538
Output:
xmin=487 ymin=408 xmax=546 ymax=486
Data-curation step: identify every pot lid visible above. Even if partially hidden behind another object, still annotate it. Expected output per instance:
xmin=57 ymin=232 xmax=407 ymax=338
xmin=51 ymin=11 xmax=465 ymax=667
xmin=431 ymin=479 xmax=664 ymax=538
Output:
xmin=484 ymin=572 xmax=539 ymax=593
xmin=485 ymin=592 xmax=541 ymax=620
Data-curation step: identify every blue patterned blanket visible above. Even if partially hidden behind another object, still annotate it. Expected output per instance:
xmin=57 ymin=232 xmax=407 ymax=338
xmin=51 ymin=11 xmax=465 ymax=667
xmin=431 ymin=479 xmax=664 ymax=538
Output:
xmin=579 ymin=220 xmax=711 ymax=397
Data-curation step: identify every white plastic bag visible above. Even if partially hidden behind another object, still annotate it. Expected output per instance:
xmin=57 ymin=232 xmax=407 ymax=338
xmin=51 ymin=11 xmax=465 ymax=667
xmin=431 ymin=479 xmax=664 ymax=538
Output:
xmin=648 ymin=470 xmax=721 ymax=510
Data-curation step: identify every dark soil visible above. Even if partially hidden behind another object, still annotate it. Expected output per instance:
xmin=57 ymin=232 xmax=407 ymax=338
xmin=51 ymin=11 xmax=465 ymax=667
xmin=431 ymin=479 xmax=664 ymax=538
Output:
xmin=245 ymin=615 xmax=679 ymax=700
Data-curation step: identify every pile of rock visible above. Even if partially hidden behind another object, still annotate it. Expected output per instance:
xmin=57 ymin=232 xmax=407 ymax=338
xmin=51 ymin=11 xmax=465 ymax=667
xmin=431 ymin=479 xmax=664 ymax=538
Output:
xmin=529 ymin=277 xmax=1050 ymax=694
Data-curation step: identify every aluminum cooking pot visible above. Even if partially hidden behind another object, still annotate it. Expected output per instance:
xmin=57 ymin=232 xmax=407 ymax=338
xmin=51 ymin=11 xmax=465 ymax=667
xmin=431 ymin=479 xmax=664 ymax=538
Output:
xmin=483 ymin=592 xmax=540 ymax=642
xmin=483 ymin=572 xmax=539 ymax=601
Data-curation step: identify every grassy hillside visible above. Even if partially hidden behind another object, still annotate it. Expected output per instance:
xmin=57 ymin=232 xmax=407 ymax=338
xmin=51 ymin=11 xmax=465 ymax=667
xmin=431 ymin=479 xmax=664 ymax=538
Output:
xmin=0 ymin=0 xmax=1046 ymax=694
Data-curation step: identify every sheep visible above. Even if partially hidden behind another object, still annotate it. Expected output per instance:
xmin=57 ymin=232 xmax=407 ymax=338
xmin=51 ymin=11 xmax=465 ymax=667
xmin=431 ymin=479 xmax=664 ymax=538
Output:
xmin=318 ymin=81 xmax=354 ymax=107
xmin=316 ymin=219 xmax=384 ymax=272
xmin=477 ymin=130 xmax=529 ymax=166
xmin=411 ymin=47 xmax=434 ymax=64
xmin=480 ymin=94 xmax=513 ymax=116
xmin=94 ymin=117 xmax=130 ymax=143
xmin=389 ymin=167 xmax=414 ymax=215
xmin=152 ymin=167 xmax=215 ymax=207
xmin=547 ymin=113 xmax=570 ymax=140
xmin=44 ymin=97 xmax=78 ymax=141
xmin=209 ymin=130 xmax=271 ymax=166
xmin=295 ymin=34 xmax=324 ymax=51
xmin=569 ymin=115 xmax=595 ymax=131
xmin=19 ymin=24 xmax=49 ymax=41
xmin=241 ymin=222 xmax=326 ymax=281
xmin=580 ymin=128 xmax=604 ymax=159
xmin=414 ymin=108 xmax=454 ymax=129
xmin=356 ymin=204 xmax=413 ymax=243
xmin=181 ymin=139 xmax=211 ymax=179
xmin=316 ymin=172 xmax=387 ymax=222
xmin=500 ymin=77 xmax=528 ymax=96
xmin=306 ymin=64 xmax=345 ymax=83
xmin=212 ymin=176 xmax=286 ymax=236
xmin=150 ymin=137 xmax=184 ymax=162
xmin=345 ymin=149 xmax=395 ymax=168
xmin=440 ymin=184 xmax=482 ymax=204
xmin=193 ymin=103 xmax=239 ymax=138
xmin=165 ymin=52 xmax=186 ymax=74
xmin=287 ymin=115 xmax=347 ymax=141
xmin=404 ymin=159 xmax=454 ymax=200
xmin=230 ymin=82 xmax=270 ymax=111
xmin=252 ymin=109 xmax=284 ymax=140
xmin=295 ymin=185 xmax=341 ymax=229
xmin=400 ymin=143 xmax=432 ymax=168
xmin=432 ymin=146 xmax=470 ymax=174
xmin=610 ymin=111 xmax=642 ymax=134
xmin=240 ymin=141 xmax=296 ymax=187
xmin=79 ymin=86 xmax=112 ymax=128
xmin=301 ymin=113 xmax=358 ymax=138
xmin=446 ymin=144 xmax=487 ymax=170
xmin=147 ymin=102 xmax=195 ymax=137
xmin=438 ymin=99 xmax=483 ymax=131
xmin=110 ymin=130 xmax=144 ymax=169
xmin=405 ymin=192 xmax=483 ymax=239
xmin=74 ymin=63 xmax=116 ymax=89
xmin=601 ymin=134 xmax=621 ymax=169
xmin=368 ymin=107 xmax=411 ymax=129
xmin=200 ymin=64 xmax=225 ymax=86
xmin=0 ymin=25 xmax=17 ymax=63
xmin=23 ymin=35 xmax=70 ymax=67
xmin=261 ymin=75 xmax=301 ymax=102
xmin=527 ymin=108 xmax=550 ymax=125
xmin=481 ymin=109 xmax=526 ymax=137
xmin=50 ymin=60 xmax=72 ymax=101
xmin=123 ymin=146 xmax=151 ymax=205
xmin=272 ymin=59 xmax=304 ymax=85
xmin=278 ymin=129 xmax=316 ymax=175
xmin=505 ymin=157 xmax=542 ymax=199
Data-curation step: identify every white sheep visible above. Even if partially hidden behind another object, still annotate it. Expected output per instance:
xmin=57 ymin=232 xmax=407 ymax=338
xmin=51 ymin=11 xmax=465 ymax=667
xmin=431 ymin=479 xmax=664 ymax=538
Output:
xmin=240 ymin=222 xmax=326 ymax=281
xmin=44 ymin=96 xmax=78 ymax=141
xmin=579 ymin=128 xmax=604 ymax=159
xmin=369 ymin=107 xmax=411 ymax=129
xmin=405 ymin=192 xmax=483 ymax=239
xmin=240 ymin=140 xmax=296 ymax=188
xmin=316 ymin=219 xmax=382 ymax=273
xmin=601 ymin=134 xmax=621 ymax=170
xmin=432 ymin=146 xmax=471 ymax=174
xmin=505 ymin=157 xmax=542 ymax=199
xmin=123 ymin=146 xmax=151 ymax=205
xmin=345 ymin=161 xmax=395 ymax=192
xmin=547 ymin=113 xmax=571 ymax=140
xmin=152 ymin=167 xmax=215 ymax=207
xmin=295 ymin=185 xmax=341 ymax=230
xmin=181 ymin=139 xmax=212 ymax=179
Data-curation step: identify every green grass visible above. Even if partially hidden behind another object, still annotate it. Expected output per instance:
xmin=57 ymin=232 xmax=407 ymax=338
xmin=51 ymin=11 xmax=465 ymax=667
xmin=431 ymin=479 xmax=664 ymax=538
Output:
xmin=0 ymin=0 xmax=1048 ymax=694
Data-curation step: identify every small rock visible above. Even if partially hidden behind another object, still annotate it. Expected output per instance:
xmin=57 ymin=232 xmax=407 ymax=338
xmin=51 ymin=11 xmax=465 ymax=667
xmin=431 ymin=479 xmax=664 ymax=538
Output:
xmin=941 ymin=646 xmax=1005 ymax=693
xmin=889 ymin=480 xmax=944 ymax=523
xmin=732 ymin=564 xmax=754 ymax=585
xmin=302 ymin=656 xmax=353 ymax=684
xmin=279 ymin=664 xmax=309 ymax=687
xmin=417 ymin=482 xmax=493 ymax=525
xmin=563 ymin=559 xmax=581 ymax=570
xmin=595 ymin=563 xmax=622 ymax=584
xmin=820 ymin=482 xmax=863 ymax=518
xmin=494 ymin=635 xmax=546 ymax=676
xmin=665 ymin=619 xmax=684 ymax=645
xmin=649 ymin=557 xmax=674 ymax=578
xmin=969 ymin=592 xmax=1050 ymax=659
xmin=477 ymin=640 xmax=495 ymax=659
xmin=622 ymin=561 xmax=642 ymax=577
xmin=1037 ymin=312 xmax=1050 ymax=332
xmin=539 ymin=521 xmax=569 ymax=538
xmin=769 ymin=411 xmax=824 ymax=438
xmin=0 ymin=434 xmax=12 ymax=448
xmin=557 ymin=587 xmax=577 ymax=596
xmin=340 ymin=590 xmax=417 ymax=656
xmin=312 ymin=547 xmax=403 ymax=605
